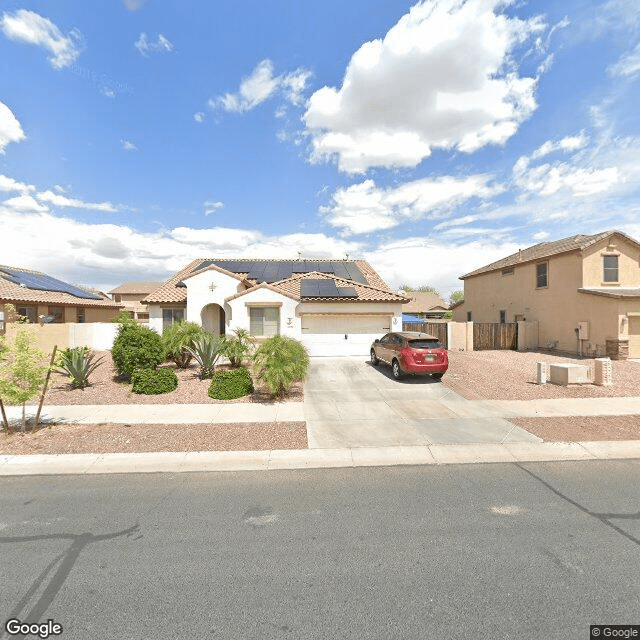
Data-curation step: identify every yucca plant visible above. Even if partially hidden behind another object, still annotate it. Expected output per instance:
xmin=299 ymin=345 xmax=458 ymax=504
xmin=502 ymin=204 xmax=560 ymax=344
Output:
xmin=185 ymin=332 xmax=223 ymax=379
xmin=219 ymin=328 xmax=254 ymax=367
xmin=55 ymin=346 xmax=105 ymax=389
xmin=162 ymin=320 xmax=203 ymax=368
xmin=252 ymin=335 xmax=309 ymax=399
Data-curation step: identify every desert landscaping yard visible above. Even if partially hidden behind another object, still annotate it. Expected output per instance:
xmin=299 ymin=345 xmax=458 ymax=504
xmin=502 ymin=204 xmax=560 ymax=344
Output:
xmin=442 ymin=349 xmax=640 ymax=442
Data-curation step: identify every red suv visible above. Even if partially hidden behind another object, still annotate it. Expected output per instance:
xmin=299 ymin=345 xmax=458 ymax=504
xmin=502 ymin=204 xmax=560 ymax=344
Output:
xmin=370 ymin=332 xmax=448 ymax=380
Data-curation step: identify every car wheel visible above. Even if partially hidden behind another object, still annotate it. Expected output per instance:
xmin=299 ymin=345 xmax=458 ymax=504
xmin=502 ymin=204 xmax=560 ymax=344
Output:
xmin=431 ymin=372 xmax=444 ymax=380
xmin=392 ymin=359 xmax=403 ymax=380
xmin=370 ymin=348 xmax=379 ymax=365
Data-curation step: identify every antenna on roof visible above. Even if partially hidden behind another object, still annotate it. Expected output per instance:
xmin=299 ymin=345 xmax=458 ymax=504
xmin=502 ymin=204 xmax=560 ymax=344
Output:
xmin=345 ymin=253 xmax=350 ymax=261
xmin=297 ymin=251 xmax=303 ymax=260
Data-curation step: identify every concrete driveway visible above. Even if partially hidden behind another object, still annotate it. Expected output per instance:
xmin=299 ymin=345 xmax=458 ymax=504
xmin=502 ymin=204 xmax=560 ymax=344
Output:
xmin=304 ymin=357 xmax=540 ymax=448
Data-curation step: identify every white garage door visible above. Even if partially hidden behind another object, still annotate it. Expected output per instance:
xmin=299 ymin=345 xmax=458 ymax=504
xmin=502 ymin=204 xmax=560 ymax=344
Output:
xmin=301 ymin=314 xmax=391 ymax=356
xmin=629 ymin=316 xmax=640 ymax=358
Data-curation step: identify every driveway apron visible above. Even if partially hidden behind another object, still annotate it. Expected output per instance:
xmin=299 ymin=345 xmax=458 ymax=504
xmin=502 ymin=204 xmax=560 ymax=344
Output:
xmin=304 ymin=357 xmax=540 ymax=449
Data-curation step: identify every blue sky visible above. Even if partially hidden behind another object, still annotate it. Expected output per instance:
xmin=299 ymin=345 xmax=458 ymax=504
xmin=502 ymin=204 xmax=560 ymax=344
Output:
xmin=1 ymin=0 xmax=639 ymax=300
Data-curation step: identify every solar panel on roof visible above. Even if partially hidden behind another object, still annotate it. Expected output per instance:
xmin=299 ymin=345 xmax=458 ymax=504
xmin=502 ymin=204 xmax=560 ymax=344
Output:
xmin=261 ymin=264 xmax=281 ymax=283
xmin=337 ymin=287 xmax=358 ymax=298
xmin=0 ymin=267 xmax=102 ymax=300
xmin=247 ymin=263 xmax=266 ymax=280
xmin=300 ymin=279 xmax=320 ymax=297
xmin=344 ymin=263 xmax=367 ymax=283
xmin=331 ymin=263 xmax=351 ymax=279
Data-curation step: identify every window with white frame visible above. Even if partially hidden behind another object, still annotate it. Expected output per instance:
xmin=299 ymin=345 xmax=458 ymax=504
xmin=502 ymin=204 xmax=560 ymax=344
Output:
xmin=249 ymin=307 xmax=279 ymax=337
xmin=603 ymin=255 xmax=619 ymax=282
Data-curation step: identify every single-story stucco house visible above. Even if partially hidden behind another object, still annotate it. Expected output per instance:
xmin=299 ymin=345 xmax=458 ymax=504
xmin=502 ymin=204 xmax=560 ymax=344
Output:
xmin=0 ymin=264 xmax=122 ymax=333
xmin=142 ymin=258 xmax=409 ymax=356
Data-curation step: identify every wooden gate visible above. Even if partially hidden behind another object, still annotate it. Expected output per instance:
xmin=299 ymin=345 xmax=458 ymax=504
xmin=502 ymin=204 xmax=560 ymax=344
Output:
xmin=402 ymin=321 xmax=448 ymax=348
xmin=473 ymin=322 xmax=517 ymax=350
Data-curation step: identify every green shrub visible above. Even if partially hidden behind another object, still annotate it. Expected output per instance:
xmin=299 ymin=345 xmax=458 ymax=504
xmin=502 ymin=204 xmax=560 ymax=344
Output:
xmin=111 ymin=324 xmax=166 ymax=378
xmin=186 ymin=332 xmax=222 ymax=379
xmin=131 ymin=368 xmax=178 ymax=395
xmin=162 ymin=321 xmax=203 ymax=368
xmin=55 ymin=346 xmax=104 ymax=389
xmin=252 ymin=335 xmax=309 ymax=399
xmin=219 ymin=328 xmax=254 ymax=367
xmin=110 ymin=309 xmax=136 ymax=326
xmin=208 ymin=367 xmax=254 ymax=400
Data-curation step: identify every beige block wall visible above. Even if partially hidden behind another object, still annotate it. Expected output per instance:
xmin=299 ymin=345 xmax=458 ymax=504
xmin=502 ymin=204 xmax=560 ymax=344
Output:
xmin=582 ymin=234 xmax=640 ymax=287
xmin=5 ymin=322 xmax=69 ymax=353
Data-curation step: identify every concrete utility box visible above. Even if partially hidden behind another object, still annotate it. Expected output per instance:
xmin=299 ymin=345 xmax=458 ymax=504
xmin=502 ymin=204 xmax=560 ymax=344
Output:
xmin=549 ymin=363 xmax=591 ymax=386
xmin=594 ymin=357 xmax=613 ymax=386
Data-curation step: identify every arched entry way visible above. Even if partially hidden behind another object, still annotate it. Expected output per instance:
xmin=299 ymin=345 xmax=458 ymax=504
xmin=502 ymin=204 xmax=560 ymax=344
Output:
xmin=201 ymin=303 xmax=226 ymax=337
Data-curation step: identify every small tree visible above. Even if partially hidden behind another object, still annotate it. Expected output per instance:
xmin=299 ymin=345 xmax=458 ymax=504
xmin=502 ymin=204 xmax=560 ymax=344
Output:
xmin=162 ymin=321 xmax=203 ymax=368
xmin=0 ymin=327 xmax=50 ymax=431
xmin=448 ymin=290 xmax=464 ymax=307
xmin=252 ymin=335 xmax=309 ymax=399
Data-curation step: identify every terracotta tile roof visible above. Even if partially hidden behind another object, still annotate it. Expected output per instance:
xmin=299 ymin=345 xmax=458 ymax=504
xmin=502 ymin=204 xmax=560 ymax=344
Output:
xmin=225 ymin=282 xmax=300 ymax=303
xmin=109 ymin=281 xmax=163 ymax=295
xmin=0 ymin=265 xmax=122 ymax=308
xmin=460 ymin=230 xmax=639 ymax=279
xmin=401 ymin=291 xmax=448 ymax=313
xmin=579 ymin=287 xmax=640 ymax=299
xmin=144 ymin=258 xmax=402 ymax=304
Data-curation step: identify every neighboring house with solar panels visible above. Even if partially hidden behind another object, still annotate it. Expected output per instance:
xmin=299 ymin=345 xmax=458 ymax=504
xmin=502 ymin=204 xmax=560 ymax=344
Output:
xmin=108 ymin=281 xmax=161 ymax=323
xmin=0 ymin=265 xmax=122 ymax=333
xmin=142 ymin=258 xmax=408 ymax=356
xmin=451 ymin=230 xmax=640 ymax=359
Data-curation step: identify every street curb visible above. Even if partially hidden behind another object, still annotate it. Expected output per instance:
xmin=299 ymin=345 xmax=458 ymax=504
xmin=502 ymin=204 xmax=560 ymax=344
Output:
xmin=1 ymin=441 xmax=639 ymax=476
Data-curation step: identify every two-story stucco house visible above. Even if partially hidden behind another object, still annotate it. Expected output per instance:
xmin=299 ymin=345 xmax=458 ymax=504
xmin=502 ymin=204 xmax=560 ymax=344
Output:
xmin=451 ymin=230 xmax=640 ymax=359
xmin=142 ymin=258 xmax=408 ymax=356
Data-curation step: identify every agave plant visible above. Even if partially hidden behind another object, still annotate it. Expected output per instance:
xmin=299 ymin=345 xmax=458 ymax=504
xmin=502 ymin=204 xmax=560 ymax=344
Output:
xmin=55 ymin=347 xmax=105 ymax=389
xmin=185 ymin=332 xmax=223 ymax=379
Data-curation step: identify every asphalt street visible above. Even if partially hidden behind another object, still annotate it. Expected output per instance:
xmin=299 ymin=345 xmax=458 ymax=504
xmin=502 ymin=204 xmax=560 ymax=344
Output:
xmin=1 ymin=461 xmax=640 ymax=640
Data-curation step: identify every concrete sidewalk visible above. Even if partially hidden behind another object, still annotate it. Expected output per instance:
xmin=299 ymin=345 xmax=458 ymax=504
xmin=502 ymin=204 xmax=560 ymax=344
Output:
xmin=1 ymin=440 xmax=640 ymax=476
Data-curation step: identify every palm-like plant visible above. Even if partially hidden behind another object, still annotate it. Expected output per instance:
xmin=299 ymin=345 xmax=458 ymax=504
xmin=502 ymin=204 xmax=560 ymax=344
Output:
xmin=55 ymin=347 xmax=105 ymax=389
xmin=162 ymin=321 xmax=203 ymax=368
xmin=185 ymin=332 xmax=223 ymax=378
xmin=252 ymin=335 xmax=309 ymax=399
xmin=219 ymin=328 xmax=254 ymax=367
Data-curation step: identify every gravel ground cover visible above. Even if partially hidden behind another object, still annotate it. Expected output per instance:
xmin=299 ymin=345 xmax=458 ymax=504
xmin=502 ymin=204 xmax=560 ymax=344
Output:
xmin=509 ymin=416 xmax=640 ymax=442
xmin=443 ymin=349 xmax=640 ymax=400
xmin=0 ymin=421 xmax=308 ymax=455
xmin=27 ymin=351 xmax=303 ymax=405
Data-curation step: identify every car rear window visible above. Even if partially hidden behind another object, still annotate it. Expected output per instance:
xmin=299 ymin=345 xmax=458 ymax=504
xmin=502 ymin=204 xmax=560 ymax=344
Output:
xmin=408 ymin=339 xmax=442 ymax=349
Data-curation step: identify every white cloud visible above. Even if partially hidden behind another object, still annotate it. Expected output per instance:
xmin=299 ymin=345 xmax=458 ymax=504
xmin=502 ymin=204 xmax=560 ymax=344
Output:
xmin=123 ymin=0 xmax=148 ymax=11
xmin=530 ymin=133 xmax=588 ymax=160
xmin=0 ymin=9 xmax=82 ymax=69
xmin=204 ymin=201 xmax=224 ymax=216
xmin=532 ymin=231 xmax=550 ymax=241
xmin=193 ymin=112 xmax=205 ymax=123
xmin=134 ymin=33 xmax=173 ymax=57
xmin=322 ymin=174 xmax=503 ymax=235
xmin=1 ymin=194 xmax=49 ymax=214
xmin=609 ymin=41 xmax=640 ymax=77
xmin=365 ymin=237 xmax=520 ymax=294
xmin=0 ymin=101 xmax=25 ymax=153
xmin=121 ymin=139 xmax=138 ymax=151
xmin=36 ymin=190 xmax=117 ymax=212
xmin=210 ymin=59 xmax=311 ymax=113
xmin=513 ymin=134 xmax=619 ymax=198
xmin=304 ymin=0 xmax=546 ymax=173
xmin=0 ymin=201 xmax=363 ymax=288
xmin=0 ymin=174 xmax=34 ymax=193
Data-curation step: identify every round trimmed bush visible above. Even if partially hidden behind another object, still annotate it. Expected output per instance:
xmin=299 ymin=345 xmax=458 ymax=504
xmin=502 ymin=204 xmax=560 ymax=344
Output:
xmin=111 ymin=324 xmax=166 ymax=378
xmin=208 ymin=367 xmax=254 ymax=400
xmin=131 ymin=368 xmax=178 ymax=395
